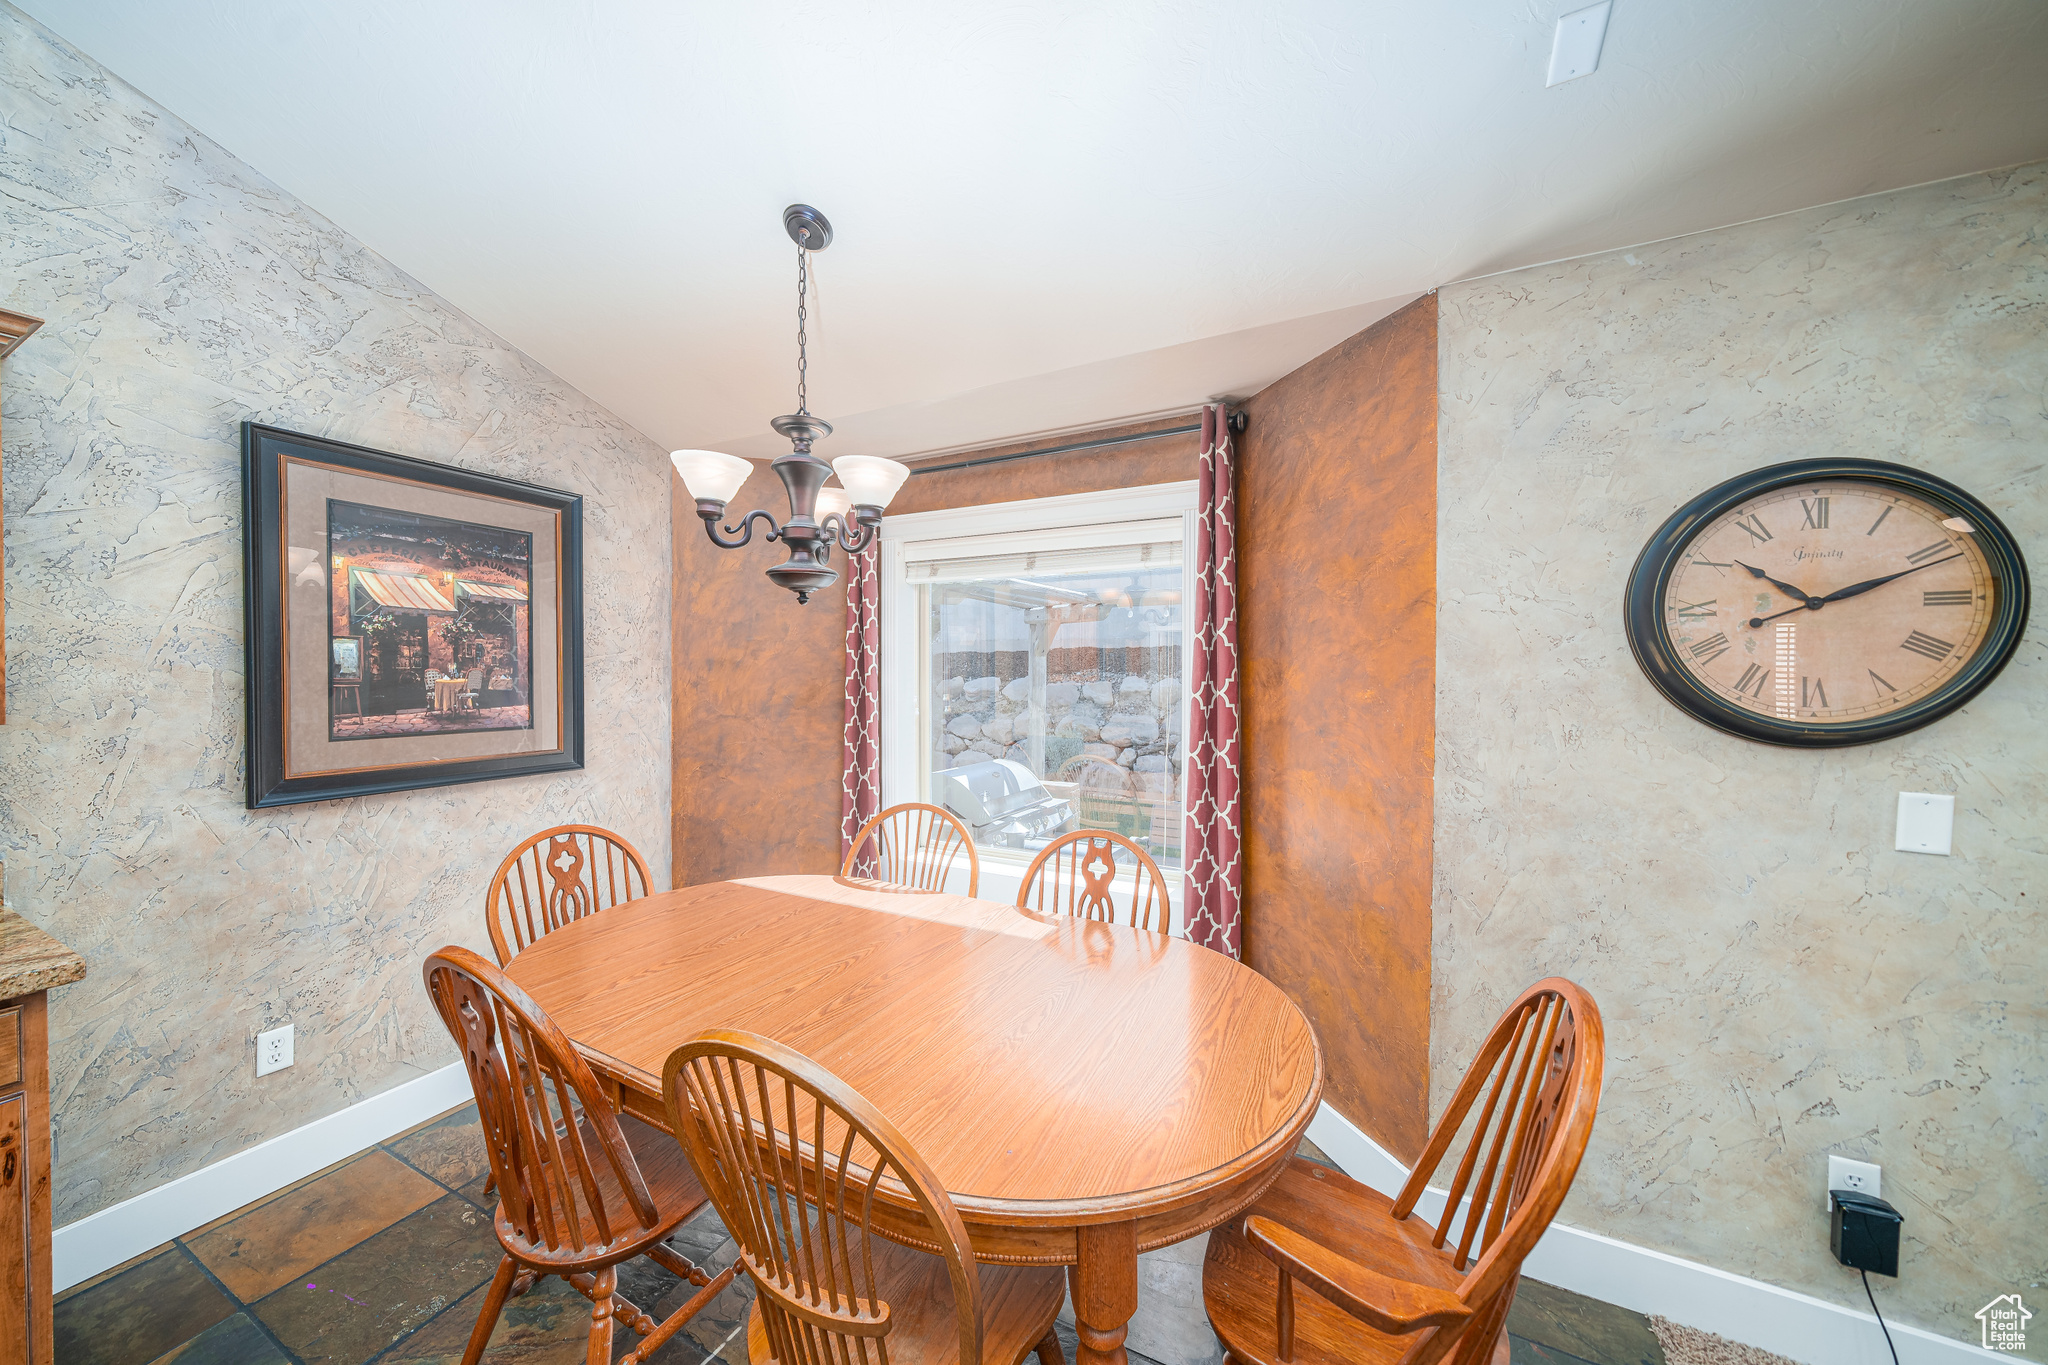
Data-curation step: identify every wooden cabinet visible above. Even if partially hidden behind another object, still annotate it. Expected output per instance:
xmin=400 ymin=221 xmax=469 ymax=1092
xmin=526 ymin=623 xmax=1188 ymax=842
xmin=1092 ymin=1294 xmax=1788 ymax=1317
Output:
xmin=0 ymin=993 xmax=54 ymax=1365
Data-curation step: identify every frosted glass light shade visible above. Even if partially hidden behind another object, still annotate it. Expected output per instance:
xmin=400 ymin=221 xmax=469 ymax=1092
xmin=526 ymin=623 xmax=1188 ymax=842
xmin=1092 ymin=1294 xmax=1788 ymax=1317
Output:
xmin=814 ymin=486 xmax=853 ymax=523
xmin=670 ymin=449 xmax=752 ymax=504
xmin=831 ymin=456 xmax=911 ymax=511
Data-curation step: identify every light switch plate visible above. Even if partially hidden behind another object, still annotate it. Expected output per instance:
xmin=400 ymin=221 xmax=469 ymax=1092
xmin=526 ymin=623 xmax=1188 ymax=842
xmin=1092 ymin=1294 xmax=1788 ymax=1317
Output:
xmin=1547 ymin=2 xmax=1613 ymax=86
xmin=1895 ymin=792 xmax=1954 ymax=856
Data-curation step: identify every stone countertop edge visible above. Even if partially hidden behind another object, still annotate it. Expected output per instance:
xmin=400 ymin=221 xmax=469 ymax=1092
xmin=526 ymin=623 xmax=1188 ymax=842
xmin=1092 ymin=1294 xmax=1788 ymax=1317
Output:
xmin=0 ymin=911 xmax=87 ymax=999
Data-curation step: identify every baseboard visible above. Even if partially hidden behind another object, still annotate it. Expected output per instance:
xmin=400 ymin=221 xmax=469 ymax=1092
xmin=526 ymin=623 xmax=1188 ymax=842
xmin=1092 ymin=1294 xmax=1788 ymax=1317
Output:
xmin=52 ymin=1062 xmax=471 ymax=1291
xmin=1305 ymin=1104 xmax=1999 ymax=1365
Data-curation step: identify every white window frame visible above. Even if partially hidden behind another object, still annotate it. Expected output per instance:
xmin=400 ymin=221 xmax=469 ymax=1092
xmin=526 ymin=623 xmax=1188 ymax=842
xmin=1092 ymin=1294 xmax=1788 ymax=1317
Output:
xmin=878 ymin=480 xmax=1200 ymax=920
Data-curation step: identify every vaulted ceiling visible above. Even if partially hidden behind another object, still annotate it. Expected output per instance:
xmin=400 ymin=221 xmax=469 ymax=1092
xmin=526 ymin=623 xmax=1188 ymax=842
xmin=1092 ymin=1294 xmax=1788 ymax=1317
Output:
xmin=20 ymin=1 xmax=2048 ymax=459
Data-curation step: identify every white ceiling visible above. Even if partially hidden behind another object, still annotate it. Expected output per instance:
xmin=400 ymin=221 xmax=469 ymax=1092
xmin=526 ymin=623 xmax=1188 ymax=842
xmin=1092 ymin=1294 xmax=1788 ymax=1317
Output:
xmin=20 ymin=1 xmax=2048 ymax=460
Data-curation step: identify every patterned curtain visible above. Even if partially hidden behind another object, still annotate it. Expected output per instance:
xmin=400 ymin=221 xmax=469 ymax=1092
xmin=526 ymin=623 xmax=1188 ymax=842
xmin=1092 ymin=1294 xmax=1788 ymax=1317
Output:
xmin=841 ymin=542 xmax=882 ymax=875
xmin=1183 ymin=403 xmax=1243 ymax=957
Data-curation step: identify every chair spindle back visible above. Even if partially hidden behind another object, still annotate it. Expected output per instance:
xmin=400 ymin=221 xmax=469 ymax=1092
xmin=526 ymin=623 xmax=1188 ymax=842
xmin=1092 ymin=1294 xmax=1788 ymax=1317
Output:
xmin=1388 ymin=979 xmax=1602 ymax=1364
xmin=423 ymin=946 xmax=659 ymax=1259
xmin=1016 ymin=830 xmax=1172 ymax=932
xmin=663 ymin=1031 xmax=983 ymax=1365
xmin=486 ymin=824 xmax=654 ymax=964
xmin=841 ymin=803 xmax=980 ymax=896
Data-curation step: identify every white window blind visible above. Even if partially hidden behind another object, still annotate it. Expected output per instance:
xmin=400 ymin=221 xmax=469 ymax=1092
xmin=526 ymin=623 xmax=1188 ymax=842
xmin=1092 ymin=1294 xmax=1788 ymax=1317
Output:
xmin=899 ymin=517 xmax=1185 ymax=583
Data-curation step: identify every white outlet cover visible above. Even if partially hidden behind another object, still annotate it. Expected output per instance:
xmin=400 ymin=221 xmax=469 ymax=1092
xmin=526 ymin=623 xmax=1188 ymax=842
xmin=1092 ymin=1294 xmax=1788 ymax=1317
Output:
xmin=1895 ymin=791 xmax=1955 ymax=856
xmin=257 ymin=1023 xmax=295 ymax=1077
xmin=1828 ymin=1154 xmax=1882 ymax=1209
xmin=1547 ymin=2 xmax=1613 ymax=86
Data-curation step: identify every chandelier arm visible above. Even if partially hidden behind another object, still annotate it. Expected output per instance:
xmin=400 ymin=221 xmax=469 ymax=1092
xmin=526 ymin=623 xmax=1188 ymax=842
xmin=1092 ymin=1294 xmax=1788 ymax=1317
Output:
xmin=701 ymin=508 xmax=782 ymax=549
xmin=823 ymin=516 xmax=876 ymax=556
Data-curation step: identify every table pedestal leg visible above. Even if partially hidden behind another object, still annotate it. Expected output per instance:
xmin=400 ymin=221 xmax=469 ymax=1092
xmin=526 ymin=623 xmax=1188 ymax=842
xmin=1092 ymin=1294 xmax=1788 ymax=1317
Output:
xmin=1071 ymin=1222 xmax=1138 ymax=1365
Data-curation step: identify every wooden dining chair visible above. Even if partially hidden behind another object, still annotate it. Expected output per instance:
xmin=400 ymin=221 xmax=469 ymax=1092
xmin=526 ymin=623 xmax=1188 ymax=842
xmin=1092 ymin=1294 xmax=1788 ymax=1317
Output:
xmin=841 ymin=802 xmax=980 ymax=896
xmin=1016 ymin=829 xmax=1173 ymax=932
xmin=1203 ymin=979 xmax=1604 ymax=1365
xmin=423 ymin=947 xmax=734 ymax=1365
xmin=486 ymin=824 xmax=654 ymax=964
xmin=662 ymin=1030 xmax=1065 ymax=1365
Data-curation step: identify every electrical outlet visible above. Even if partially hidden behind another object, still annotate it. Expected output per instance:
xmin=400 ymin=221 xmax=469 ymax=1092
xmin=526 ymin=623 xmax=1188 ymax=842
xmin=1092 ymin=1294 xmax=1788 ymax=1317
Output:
xmin=1828 ymin=1154 xmax=1881 ymax=1208
xmin=257 ymin=1023 xmax=294 ymax=1077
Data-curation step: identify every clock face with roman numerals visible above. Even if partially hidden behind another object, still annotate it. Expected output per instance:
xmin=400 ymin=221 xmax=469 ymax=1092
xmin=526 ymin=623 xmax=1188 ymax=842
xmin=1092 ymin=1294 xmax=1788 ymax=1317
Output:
xmin=1626 ymin=460 xmax=2029 ymax=747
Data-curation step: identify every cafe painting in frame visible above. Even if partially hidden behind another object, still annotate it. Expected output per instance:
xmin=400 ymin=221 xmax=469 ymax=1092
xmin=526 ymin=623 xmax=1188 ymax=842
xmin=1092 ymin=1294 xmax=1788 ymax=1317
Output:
xmin=242 ymin=423 xmax=584 ymax=807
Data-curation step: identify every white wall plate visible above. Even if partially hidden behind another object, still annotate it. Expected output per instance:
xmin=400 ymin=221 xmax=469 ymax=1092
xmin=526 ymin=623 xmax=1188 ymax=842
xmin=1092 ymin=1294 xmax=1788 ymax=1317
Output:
xmin=1894 ymin=792 xmax=1954 ymax=856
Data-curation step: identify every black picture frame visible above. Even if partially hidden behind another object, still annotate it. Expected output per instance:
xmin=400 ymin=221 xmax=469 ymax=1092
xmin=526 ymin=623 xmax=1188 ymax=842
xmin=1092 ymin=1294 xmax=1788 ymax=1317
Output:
xmin=242 ymin=422 xmax=585 ymax=807
xmin=1624 ymin=457 xmax=2030 ymax=747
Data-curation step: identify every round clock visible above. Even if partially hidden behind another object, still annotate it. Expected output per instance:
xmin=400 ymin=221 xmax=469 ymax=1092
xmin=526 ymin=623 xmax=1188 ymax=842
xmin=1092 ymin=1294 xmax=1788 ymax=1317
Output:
xmin=1626 ymin=459 xmax=2030 ymax=746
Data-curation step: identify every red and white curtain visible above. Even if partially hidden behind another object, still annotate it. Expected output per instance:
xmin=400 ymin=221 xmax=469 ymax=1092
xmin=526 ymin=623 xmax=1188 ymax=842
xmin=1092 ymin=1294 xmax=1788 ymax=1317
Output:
xmin=1183 ymin=403 xmax=1243 ymax=957
xmin=841 ymin=542 xmax=882 ymax=876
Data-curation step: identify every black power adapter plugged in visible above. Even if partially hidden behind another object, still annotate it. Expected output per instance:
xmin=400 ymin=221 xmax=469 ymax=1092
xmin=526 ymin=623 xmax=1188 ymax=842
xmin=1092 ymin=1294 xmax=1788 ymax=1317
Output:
xmin=1831 ymin=1188 xmax=1903 ymax=1277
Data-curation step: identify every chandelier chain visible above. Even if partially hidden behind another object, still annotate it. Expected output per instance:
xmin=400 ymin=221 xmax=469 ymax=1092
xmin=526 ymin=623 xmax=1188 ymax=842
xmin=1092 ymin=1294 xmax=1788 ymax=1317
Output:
xmin=796 ymin=244 xmax=809 ymax=416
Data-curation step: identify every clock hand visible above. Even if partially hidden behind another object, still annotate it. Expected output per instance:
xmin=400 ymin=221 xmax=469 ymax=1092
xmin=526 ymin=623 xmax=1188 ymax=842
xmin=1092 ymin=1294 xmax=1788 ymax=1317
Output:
xmin=1734 ymin=560 xmax=1818 ymax=604
xmin=1813 ymin=552 xmax=1964 ymax=604
xmin=1746 ymin=602 xmax=1815 ymax=628
xmin=1746 ymin=552 xmax=1966 ymax=627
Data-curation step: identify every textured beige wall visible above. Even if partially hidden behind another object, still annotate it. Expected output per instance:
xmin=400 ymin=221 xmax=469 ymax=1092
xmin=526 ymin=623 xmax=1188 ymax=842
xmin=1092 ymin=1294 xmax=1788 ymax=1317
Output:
xmin=1434 ymin=163 xmax=2045 ymax=1348
xmin=0 ymin=6 xmax=671 ymax=1224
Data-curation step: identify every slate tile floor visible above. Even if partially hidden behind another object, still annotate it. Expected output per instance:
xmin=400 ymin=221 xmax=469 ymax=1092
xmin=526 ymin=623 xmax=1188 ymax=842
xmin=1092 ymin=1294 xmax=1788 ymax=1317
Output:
xmin=59 ymin=1107 xmax=1664 ymax=1365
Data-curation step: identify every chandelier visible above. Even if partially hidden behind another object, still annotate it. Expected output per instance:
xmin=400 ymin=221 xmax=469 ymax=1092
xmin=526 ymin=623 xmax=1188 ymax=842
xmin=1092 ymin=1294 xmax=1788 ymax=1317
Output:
xmin=670 ymin=205 xmax=912 ymax=604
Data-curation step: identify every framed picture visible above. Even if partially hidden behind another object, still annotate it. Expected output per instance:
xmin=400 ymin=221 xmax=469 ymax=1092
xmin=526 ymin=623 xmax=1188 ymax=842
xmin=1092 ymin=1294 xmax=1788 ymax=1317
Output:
xmin=242 ymin=422 xmax=584 ymax=807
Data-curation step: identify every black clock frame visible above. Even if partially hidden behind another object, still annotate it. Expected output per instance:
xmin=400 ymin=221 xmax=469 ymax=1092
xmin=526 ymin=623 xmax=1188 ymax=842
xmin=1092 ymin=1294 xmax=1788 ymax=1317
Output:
xmin=1625 ymin=458 xmax=2030 ymax=747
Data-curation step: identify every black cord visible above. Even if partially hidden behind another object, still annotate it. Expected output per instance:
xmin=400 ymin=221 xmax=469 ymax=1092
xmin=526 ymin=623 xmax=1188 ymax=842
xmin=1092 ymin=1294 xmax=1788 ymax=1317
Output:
xmin=1861 ymin=1269 xmax=1899 ymax=1365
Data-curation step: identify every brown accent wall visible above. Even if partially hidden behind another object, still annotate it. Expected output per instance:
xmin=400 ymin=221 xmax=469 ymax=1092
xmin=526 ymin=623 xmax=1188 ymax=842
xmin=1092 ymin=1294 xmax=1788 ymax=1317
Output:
xmin=671 ymin=417 xmax=1200 ymax=889
xmin=672 ymin=469 xmax=848 ymax=886
xmin=1238 ymin=294 xmax=1438 ymax=1162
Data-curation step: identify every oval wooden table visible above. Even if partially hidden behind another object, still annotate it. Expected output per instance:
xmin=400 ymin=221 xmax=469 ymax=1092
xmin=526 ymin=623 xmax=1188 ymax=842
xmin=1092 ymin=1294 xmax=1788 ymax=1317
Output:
xmin=502 ymin=874 xmax=1323 ymax=1365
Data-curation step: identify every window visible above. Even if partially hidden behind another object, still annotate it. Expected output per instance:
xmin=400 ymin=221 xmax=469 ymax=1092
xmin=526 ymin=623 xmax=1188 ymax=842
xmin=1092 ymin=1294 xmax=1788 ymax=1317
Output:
xmin=880 ymin=482 xmax=1197 ymax=915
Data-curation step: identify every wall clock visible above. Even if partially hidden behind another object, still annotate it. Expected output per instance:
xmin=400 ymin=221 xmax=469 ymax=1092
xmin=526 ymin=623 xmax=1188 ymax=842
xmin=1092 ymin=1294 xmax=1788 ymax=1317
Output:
xmin=1626 ymin=459 xmax=2030 ymax=747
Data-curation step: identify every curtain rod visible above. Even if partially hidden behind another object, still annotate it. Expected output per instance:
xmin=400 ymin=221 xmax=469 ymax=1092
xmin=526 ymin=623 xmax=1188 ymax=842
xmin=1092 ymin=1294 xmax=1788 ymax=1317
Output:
xmin=907 ymin=410 xmax=1247 ymax=477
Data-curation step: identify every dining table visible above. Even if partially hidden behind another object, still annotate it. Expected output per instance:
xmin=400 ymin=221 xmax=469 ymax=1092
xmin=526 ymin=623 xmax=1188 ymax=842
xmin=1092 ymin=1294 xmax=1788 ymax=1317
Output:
xmin=501 ymin=873 xmax=1324 ymax=1365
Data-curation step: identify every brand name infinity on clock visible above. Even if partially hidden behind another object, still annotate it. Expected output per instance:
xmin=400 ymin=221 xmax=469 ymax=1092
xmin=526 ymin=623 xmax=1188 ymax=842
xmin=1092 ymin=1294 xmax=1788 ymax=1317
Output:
xmin=1792 ymin=548 xmax=1845 ymax=560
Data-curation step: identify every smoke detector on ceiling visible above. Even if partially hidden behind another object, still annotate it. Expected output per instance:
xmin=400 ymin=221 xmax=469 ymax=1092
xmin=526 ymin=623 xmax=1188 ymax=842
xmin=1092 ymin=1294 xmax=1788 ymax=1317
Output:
xmin=1547 ymin=1 xmax=1612 ymax=86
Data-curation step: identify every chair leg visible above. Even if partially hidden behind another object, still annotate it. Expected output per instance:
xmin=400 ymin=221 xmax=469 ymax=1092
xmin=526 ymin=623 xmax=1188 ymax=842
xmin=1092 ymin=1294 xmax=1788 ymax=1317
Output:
xmin=460 ymin=1256 xmax=520 ymax=1365
xmin=582 ymin=1265 xmax=618 ymax=1365
xmin=1036 ymin=1327 xmax=1067 ymax=1365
